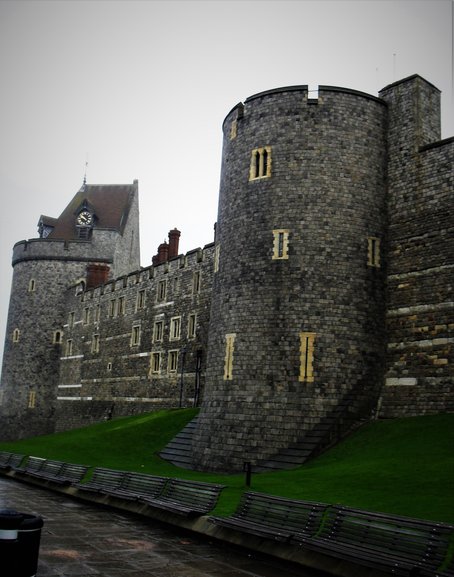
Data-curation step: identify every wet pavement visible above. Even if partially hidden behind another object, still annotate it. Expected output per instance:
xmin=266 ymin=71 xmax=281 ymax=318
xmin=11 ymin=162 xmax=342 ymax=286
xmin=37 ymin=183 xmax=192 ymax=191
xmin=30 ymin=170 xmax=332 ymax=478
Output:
xmin=0 ymin=477 xmax=328 ymax=577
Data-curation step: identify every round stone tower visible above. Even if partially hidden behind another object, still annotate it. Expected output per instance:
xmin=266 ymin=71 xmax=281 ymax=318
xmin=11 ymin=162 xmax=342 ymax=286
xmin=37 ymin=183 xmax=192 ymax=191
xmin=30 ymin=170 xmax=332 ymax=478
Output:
xmin=192 ymin=85 xmax=388 ymax=472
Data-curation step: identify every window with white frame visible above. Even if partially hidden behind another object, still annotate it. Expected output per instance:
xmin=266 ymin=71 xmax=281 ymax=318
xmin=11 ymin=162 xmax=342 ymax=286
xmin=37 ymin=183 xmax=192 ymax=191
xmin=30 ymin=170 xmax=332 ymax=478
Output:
xmin=170 ymin=317 xmax=181 ymax=341
xmin=168 ymin=350 xmax=179 ymax=373
xmin=249 ymin=147 xmax=272 ymax=180
xmin=153 ymin=320 xmax=164 ymax=343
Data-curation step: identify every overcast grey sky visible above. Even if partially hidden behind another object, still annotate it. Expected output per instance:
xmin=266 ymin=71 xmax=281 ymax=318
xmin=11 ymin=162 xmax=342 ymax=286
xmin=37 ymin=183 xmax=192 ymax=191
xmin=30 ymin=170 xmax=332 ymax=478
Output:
xmin=0 ymin=0 xmax=453 ymax=364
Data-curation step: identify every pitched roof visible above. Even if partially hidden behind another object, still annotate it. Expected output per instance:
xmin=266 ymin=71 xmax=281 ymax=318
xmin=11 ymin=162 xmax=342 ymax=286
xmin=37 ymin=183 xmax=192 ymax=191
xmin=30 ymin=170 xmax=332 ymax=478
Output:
xmin=47 ymin=182 xmax=137 ymax=241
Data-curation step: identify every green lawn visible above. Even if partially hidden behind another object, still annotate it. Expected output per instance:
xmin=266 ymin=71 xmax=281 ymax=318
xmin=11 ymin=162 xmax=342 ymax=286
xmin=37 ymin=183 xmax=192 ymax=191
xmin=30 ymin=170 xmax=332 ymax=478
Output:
xmin=1 ymin=410 xmax=453 ymax=523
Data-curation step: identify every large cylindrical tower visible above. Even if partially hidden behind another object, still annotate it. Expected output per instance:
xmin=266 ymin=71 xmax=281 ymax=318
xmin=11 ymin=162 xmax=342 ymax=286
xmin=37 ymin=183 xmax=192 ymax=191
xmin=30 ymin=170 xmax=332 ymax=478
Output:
xmin=192 ymin=85 xmax=388 ymax=471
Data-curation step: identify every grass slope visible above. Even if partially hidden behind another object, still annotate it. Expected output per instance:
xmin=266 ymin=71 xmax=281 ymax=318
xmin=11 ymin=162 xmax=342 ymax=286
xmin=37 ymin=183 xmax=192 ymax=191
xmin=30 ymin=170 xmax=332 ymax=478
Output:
xmin=1 ymin=410 xmax=453 ymax=523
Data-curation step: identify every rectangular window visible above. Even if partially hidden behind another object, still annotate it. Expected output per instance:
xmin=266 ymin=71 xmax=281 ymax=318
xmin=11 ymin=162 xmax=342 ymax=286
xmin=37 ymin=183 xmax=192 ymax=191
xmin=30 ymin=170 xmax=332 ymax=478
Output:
xmin=224 ymin=333 xmax=236 ymax=380
xmin=188 ymin=314 xmax=197 ymax=339
xmin=91 ymin=334 xmax=100 ymax=353
xmin=131 ymin=324 xmax=141 ymax=347
xmin=299 ymin=332 xmax=316 ymax=382
xmin=68 ymin=311 xmax=75 ymax=328
xmin=150 ymin=352 xmax=161 ymax=375
xmin=170 ymin=316 xmax=181 ymax=341
xmin=109 ymin=299 xmax=116 ymax=317
xmin=214 ymin=244 xmax=220 ymax=273
xmin=65 ymin=339 xmax=73 ymax=356
xmin=153 ymin=320 xmax=164 ymax=342
xmin=136 ymin=289 xmax=146 ymax=310
xmin=249 ymin=147 xmax=272 ymax=180
xmin=272 ymin=229 xmax=289 ymax=260
xmin=28 ymin=278 xmax=36 ymax=292
xmin=12 ymin=328 xmax=20 ymax=343
xmin=367 ymin=237 xmax=381 ymax=267
xmin=83 ymin=307 xmax=90 ymax=325
xmin=168 ymin=350 xmax=179 ymax=373
xmin=94 ymin=304 xmax=101 ymax=323
xmin=192 ymin=270 xmax=201 ymax=294
xmin=117 ymin=296 xmax=126 ymax=316
xmin=28 ymin=391 xmax=36 ymax=409
xmin=157 ymin=280 xmax=167 ymax=303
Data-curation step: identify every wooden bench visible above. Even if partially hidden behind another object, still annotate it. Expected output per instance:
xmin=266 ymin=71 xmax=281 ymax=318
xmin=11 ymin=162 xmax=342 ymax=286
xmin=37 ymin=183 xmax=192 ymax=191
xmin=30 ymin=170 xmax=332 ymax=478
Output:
xmin=210 ymin=491 xmax=329 ymax=542
xmin=26 ymin=459 xmax=65 ymax=480
xmin=293 ymin=505 xmax=454 ymax=576
xmin=140 ymin=478 xmax=225 ymax=517
xmin=26 ymin=460 xmax=89 ymax=485
xmin=74 ymin=467 xmax=128 ymax=493
xmin=101 ymin=472 xmax=168 ymax=501
xmin=0 ymin=452 xmax=25 ymax=470
xmin=14 ymin=455 xmax=46 ymax=474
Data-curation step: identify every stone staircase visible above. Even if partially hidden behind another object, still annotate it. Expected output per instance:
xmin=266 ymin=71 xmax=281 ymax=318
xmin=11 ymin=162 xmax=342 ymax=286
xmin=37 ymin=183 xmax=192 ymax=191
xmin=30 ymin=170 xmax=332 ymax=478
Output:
xmin=158 ymin=416 xmax=199 ymax=469
xmin=159 ymin=390 xmax=376 ymax=472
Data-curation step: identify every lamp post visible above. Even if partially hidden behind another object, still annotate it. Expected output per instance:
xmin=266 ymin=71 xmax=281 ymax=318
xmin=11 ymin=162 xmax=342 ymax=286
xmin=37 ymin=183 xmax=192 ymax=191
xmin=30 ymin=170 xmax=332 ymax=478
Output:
xmin=179 ymin=347 xmax=187 ymax=408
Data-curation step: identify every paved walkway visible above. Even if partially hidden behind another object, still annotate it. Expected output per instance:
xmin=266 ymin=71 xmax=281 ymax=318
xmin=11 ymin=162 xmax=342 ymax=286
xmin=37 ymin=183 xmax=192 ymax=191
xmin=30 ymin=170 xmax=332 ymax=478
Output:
xmin=0 ymin=477 xmax=328 ymax=577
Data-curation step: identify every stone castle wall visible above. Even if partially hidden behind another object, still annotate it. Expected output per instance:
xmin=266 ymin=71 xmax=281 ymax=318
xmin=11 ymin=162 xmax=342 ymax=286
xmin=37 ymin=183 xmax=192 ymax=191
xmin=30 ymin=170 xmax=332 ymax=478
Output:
xmin=54 ymin=244 xmax=214 ymax=431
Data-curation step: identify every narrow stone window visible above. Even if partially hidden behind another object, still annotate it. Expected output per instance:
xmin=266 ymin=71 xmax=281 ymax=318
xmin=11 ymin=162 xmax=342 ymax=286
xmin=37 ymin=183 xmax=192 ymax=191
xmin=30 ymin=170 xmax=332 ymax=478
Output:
xmin=66 ymin=339 xmax=73 ymax=356
xmin=28 ymin=390 xmax=36 ymax=409
xmin=108 ymin=299 xmax=116 ymax=317
xmin=192 ymin=270 xmax=201 ymax=294
xmin=136 ymin=289 xmax=146 ymax=310
xmin=249 ymin=147 xmax=272 ymax=180
xmin=150 ymin=352 xmax=161 ymax=375
xmin=157 ymin=280 xmax=167 ymax=303
xmin=299 ymin=332 xmax=316 ymax=382
xmin=188 ymin=314 xmax=197 ymax=339
xmin=272 ymin=229 xmax=289 ymax=260
xmin=83 ymin=307 xmax=90 ymax=325
xmin=117 ymin=296 xmax=126 ymax=316
xmin=214 ymin=244 xmax=221 ymax=273
xmin=94 ymin=304 xmax=101 ymax=323
xmin=168 ymin=350 xmax=179 ymax=373
xmin=91 ymin=334 xmax=100 ymax=353
xmin=68 ymin=311 xmax=75 ymax=328
xmin=170 ymin=317 xmax=181 ymax=341
xmin=131 ymin=324 xmax=141 ymax=347
xmin=223 ymin=333 xmax=236 ymax=381
xmin=12 ymin=328 xmax=20 ymax=343
xmin=107 ymin=362 xmax=113 ymax=371
xmin=53 ymin=330 xmax=63 ymax=345
xmin=28 ymin=278 xmax=36 ymax=292
xmin=367 ymin=237 xmax=381 ymax=268
xmin=230 ymin=119 xmax=237 ymax=140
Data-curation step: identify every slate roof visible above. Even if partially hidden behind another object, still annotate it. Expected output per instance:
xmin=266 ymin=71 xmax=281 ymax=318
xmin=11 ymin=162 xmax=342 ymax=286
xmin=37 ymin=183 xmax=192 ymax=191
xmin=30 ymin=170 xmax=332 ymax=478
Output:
xmin=46 ymin=182 xmax=137 ymax=241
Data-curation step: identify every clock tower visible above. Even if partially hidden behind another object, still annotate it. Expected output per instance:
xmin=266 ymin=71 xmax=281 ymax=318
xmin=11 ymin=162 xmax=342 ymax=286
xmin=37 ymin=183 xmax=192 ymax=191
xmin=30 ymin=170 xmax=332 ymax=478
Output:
xmin=0 ymin=180 xmax=140 ymax=439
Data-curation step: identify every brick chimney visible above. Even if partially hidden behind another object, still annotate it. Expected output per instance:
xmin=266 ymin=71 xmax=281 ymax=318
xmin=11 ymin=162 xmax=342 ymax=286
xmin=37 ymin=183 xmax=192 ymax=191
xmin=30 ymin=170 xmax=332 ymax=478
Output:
xmin=156 ymin=242 xmax=169 ymax=264
xmin=86 ymin=263 xmax=110 ymax=289
xmin=168 ymin=228 xmax=181 ymax=259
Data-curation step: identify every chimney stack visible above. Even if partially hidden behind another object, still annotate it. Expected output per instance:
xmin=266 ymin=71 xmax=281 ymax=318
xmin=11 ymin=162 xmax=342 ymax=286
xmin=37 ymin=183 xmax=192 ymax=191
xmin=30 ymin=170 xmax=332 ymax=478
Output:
xmin=152 ymin=229 xmax=181 ymax=266
xmin=168 ymin=228 xmax=181 ymax=259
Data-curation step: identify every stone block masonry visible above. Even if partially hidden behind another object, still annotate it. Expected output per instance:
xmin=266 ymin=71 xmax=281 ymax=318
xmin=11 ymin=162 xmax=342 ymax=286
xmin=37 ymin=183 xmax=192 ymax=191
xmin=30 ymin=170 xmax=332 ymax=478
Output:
xmin=0 ymin=76 xmax=452 ymax=469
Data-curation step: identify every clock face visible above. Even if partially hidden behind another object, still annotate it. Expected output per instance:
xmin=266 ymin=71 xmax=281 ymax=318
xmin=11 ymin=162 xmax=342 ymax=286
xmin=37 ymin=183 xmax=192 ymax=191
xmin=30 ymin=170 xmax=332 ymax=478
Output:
xmin=77 ymin=211 xmax=93 ymax=226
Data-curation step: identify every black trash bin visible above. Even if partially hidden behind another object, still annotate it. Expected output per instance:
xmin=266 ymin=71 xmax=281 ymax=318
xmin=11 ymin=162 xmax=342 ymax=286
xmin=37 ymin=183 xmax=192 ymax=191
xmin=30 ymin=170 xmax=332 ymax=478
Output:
xmin=0 ymin=509 xmax=44 ymax=577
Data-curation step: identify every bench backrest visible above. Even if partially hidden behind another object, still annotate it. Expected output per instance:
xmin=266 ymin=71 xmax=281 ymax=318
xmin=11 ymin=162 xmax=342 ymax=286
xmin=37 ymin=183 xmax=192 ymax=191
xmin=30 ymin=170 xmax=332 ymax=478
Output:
xmin=235 ymin=492 xmax=328 ymax=534
xmin=90 ymin=467 xmax=128 ymax=488
xmin=161 ymin=479 xmax=225 ymax=511
xmin=8 ymin=453 xmax=25 ymax=468
xmin=24 ymin=456 xmax=46 ymax=472
xmin=39 ymin=460 xmax=65 ymax=476
xmin=122 ymin=473 xmax=168 ymax=497
xmin=60 ymin=463 xmax=89 ymax=482
xmin=320 ymin=506 xmax=454 ymax=567
xmin=0 ymin=451 xmax=12 ymax=465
